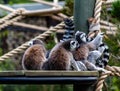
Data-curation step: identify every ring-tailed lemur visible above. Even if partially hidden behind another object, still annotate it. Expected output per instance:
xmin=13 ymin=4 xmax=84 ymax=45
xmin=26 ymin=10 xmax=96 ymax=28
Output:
xmin=86 ymin=32 xmax=109 ymax=68
xmin=61 ymin=17 xmax=109 ymax=69
xmin=87 ymin=17 xmax=109 ymax=68
xmin=42 ymin=39 xmax=80 ymax=71
xmin=60 ymin=18 xmax=87 ymax=70
xmin=75 ymin=31 xmax=109 ymax=70
xmin=22 ymin=39 xmax=47 ymax=70
xmin=72 ymin=31 xmax=103 ymax=71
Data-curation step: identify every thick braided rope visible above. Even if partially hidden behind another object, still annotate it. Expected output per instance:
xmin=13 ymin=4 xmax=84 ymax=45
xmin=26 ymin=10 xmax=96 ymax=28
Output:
xmin=94 ymin=0 xmax=120 ymax=89
xmin=0 ymin=16 xmax=24 ymax=30
xmin=0 ymin=21 xmax=65 ymax=61
xmin=94 ymin=0 xmax=109 ymax=91
xmin=106 ymin=65 xmax=120 ymax=76
xmin=88 ymin=0 xmax=103 ymax=34
xmin=96 ymin=66 xmax=120 ymax=91
xmin=95 ymin=71 xmax=111 ymax=91
xmin=0 ymin=8 xmax=25 ymax=24
xmin=0 ymin=9 xmax=26 ymax=30
xmin=94 ymin=0 xmax=103 ymax=23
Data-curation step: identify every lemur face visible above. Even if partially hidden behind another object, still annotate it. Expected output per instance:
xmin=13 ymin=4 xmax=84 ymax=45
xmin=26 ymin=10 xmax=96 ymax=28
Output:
xmin=70 ymin=40 xmax=78 ymax=51
xmin=28 ymin=41 xmax=33 ymax=46
xmin=75 ymin=31 xmax=87 ymax=43
xmin=28 ymin=39 xmax=44 ymax=46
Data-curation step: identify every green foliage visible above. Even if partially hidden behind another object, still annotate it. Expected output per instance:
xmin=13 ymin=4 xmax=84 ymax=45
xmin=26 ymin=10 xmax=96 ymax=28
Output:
xmin=111 ymin=77 xmax=120 ymax=91
xmin=0 ymin=85 xmax=72 ymax=91
xmin=62 ymin=0 xmax=74 ymax=16
xmin=103 ymin=33 xmax=120 ymax=91
xmin=101 ymin=2 xmax=120 ymax=90
xmin=111 ymin=0 xmax=120 ymax=20
xmin=103 ymin=20 xmax=120 ymax=91
xmin=0 ymin=30 xmax=9 ymax=55
xmin=0 ymin=60 xmax=16 ymax=70
xmin=103 ymin=20 xmax=120 ymax=67
xmin=45 ymin=33 xmax=56 ymax=50
xmin=0 ymin=0 xmax=3 ymax=4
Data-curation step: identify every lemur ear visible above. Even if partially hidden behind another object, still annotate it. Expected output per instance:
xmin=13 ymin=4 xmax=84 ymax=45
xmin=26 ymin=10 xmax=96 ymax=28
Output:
xmin=75 ymin=31 xmax=80 ymax=35
xmin=60 ymin=40 xmax=64 ymax=42
xmin=28 ymin=40 xmax=33 ymax=46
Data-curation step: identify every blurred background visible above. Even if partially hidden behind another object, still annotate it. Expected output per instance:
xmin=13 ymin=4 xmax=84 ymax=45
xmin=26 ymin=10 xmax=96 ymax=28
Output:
xmin=0 ymin=0 xmax=120 ymax=91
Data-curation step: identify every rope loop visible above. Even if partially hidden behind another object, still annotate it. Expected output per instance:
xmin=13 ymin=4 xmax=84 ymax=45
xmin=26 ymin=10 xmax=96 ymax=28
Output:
xmin=16 ymin=8 xmax=26 ymax=15
xmin=106 ymin=65 xmax=120 ymax=76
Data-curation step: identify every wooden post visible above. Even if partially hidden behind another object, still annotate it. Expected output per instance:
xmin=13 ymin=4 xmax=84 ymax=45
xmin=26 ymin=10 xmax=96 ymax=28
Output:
xmin=73 ymin=1 xmax=97 ymax=90
xmin=74 ymin=0 xmax=96 ymax=33
xmin=73 ymin=84 xmax=94 ymax=91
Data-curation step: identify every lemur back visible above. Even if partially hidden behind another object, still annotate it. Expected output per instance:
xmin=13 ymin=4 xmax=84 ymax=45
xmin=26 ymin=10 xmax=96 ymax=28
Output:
xmin=42 ymin=40 xmax=80 ymax=70
xmin=22 ymin=39 xmax=46 ymax=70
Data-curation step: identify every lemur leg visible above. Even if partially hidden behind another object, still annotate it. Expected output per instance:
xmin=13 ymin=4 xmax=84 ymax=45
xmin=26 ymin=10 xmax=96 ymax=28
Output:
xmin=71 ymin=59 xmax=81 ymax=71
xmin=82 ymin=60 xmax=96 ymax=70
xmin=76 ymin=61 xmax=87 ymax=71
xmin=82 ymin=60 xmax=107 ymax=72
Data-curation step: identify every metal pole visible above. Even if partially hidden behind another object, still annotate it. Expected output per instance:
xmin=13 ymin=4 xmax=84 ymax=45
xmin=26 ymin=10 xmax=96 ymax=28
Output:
xmin=74 ymin=0 xmax=96 ymax=33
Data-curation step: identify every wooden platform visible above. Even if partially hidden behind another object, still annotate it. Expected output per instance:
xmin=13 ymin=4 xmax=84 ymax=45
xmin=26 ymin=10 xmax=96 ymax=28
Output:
xmin=0 ymin=71 xmax=99 ymax=91
xmin=0 ymin=71 xmax=99 ymax=77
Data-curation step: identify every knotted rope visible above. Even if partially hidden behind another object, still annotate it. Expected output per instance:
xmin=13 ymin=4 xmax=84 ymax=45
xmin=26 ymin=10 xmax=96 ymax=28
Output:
xmin=96 ymin=65 xmax=120 ymax=91
xmin=96 ymin=71 xmax=111 ymax=91
xmin=106 ymin=65 xmax=120 ymax=76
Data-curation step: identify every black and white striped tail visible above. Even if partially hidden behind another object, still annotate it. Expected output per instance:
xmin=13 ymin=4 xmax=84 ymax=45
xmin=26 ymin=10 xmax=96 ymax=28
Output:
xmin=86 ymin=35 xmax=110 ymax=68
xmin=62 ymin=18 xmax=75 ymax=41
xmin=96 ymin=43 xmax=109 ymax=68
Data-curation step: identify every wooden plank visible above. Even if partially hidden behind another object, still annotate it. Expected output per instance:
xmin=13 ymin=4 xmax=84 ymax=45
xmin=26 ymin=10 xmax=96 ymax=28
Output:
xmin=100 ymin=20 xmax=116 ymax=27
xmin=25 ymin=71 xmax=99 ymax=77
xmin=0 ymin=71 xmax=99 ymax=77
xmin=13 ymin=22 xmax=49 ymax=31
xmin=101 ymin=25 xmax=117 ymax=31
xmin=22 ymin=8 xmax=62 ymax=16
xmin=0 ymin=71 xmax=24 ymax=76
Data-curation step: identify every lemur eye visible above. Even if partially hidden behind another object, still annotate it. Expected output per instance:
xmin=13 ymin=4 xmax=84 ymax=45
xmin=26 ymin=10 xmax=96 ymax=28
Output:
xmin=71 ymin=41 xmax=75 ymax=45
xmin=75 ymin=31 xmax=80 ymax=36
xmin=80 ymin=33 xmax=85 ymax=38
xmin=28 ymin=41 xmax=33 ymax=46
